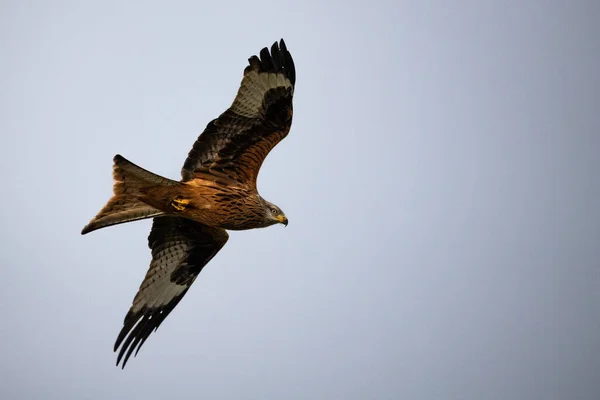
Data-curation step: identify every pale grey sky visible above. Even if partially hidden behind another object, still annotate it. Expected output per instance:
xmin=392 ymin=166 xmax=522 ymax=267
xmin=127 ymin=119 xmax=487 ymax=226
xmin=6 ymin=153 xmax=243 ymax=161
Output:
xmin=1 ymin=1 xmax=599 ymax=399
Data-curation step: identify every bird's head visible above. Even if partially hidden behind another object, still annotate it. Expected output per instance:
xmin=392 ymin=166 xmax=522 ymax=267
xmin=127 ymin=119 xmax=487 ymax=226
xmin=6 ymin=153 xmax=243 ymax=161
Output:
xmin=263 ymin=200 xmax=288 ymax=227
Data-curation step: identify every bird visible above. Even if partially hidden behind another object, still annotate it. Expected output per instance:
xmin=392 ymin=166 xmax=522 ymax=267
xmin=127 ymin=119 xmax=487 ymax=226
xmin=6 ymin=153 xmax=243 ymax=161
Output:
xmin=81 ymin=39 xmax=295 ymax=368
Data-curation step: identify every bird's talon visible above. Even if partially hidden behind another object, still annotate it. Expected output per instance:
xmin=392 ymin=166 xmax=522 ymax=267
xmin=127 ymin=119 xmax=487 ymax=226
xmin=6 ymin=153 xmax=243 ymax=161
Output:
xmin=171 ymin=197 xmax=190 ymax=211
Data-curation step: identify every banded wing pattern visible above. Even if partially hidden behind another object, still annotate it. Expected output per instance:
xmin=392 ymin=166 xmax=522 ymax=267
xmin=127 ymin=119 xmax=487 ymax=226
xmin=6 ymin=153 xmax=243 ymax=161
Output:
xmin=114 ymin=217 xmax=228 ymax=368
xmin=182 ymin=39 xmax=296 ymax=187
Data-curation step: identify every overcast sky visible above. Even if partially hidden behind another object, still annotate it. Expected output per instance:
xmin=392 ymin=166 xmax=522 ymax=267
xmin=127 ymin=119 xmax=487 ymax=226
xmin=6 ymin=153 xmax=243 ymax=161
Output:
xmin=1 ymin=1 xmax=599 ymax=399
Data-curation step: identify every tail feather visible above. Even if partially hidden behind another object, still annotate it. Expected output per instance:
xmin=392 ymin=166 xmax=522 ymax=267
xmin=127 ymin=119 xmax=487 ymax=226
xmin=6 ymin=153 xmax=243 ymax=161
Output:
xmin=81 ymin=155 xmax=179 ymax=235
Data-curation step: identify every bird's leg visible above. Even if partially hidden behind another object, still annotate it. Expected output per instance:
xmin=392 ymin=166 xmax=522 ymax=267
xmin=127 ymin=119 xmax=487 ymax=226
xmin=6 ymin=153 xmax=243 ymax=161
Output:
xmin=170 ymin=196 xmax=190 ymax=211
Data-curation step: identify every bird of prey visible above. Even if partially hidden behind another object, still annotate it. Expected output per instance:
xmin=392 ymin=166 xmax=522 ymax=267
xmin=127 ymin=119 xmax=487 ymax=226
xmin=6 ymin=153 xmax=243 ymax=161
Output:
xmin=81 ymin=39 xmax=295 ymax=368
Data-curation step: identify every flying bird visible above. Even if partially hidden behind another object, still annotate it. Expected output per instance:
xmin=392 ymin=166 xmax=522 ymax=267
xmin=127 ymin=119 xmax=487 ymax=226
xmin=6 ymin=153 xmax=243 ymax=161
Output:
xmin=82 ymin=39 xmax=295 ymax=368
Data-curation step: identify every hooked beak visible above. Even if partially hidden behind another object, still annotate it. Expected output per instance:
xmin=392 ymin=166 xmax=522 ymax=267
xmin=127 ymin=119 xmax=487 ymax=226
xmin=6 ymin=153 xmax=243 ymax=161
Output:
xmin=276 ymin=215 xmax=288 ymax=226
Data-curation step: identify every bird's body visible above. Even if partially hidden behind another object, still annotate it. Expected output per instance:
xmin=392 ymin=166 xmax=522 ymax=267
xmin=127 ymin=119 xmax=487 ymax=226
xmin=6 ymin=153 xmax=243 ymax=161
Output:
xmin=81 ymin=39 xmax=295 ymax=367
xmin=137 ymin=171 xmax=280 ymax=231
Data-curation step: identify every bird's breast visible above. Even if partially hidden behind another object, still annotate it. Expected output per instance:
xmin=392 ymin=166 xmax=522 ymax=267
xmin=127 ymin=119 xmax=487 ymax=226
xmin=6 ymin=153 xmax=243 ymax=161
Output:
xmin=180 ymin=182 xmax=265 ymax=230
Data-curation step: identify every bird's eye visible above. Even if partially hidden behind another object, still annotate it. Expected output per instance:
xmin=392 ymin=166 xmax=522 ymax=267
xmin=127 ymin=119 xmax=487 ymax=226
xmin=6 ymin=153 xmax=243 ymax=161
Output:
xmin=271 ymin=208 xmax=278 ymax=215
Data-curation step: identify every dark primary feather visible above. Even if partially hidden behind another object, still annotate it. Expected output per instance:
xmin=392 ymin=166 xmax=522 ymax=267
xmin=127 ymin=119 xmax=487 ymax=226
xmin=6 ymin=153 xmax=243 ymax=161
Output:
xmin=114 ymin=217 xmax=228 ymax=368
xmin=181 ymin=39 xmax=296 ymax=186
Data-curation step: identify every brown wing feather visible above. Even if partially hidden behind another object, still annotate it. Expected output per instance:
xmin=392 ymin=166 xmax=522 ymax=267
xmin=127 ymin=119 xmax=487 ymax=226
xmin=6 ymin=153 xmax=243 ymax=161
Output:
xmin=181 ymin=39 xmax=295 ymax=187
xmin=114 ymin=216 xmax=228 ymax=368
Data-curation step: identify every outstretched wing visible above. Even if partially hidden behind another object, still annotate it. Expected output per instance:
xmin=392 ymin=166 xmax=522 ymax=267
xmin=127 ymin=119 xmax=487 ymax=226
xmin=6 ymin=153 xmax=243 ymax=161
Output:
xmin=181 ymin=39 xmax=296 ymax=187
xmin=114 ymin=216 xmax=228 ymax=368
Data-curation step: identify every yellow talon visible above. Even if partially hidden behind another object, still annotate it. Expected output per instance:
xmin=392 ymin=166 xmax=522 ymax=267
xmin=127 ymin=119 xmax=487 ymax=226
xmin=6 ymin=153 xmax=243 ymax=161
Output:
xmin=171 ymin=197 xmax=190 ymax=211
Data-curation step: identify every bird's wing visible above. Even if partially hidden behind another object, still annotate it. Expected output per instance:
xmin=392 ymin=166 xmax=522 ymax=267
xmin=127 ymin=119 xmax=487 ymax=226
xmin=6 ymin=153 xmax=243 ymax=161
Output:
xmin=114 ymin=216 xmax=228 ymax=368
xmin=181 ymin=39 xmax=295 ymax=187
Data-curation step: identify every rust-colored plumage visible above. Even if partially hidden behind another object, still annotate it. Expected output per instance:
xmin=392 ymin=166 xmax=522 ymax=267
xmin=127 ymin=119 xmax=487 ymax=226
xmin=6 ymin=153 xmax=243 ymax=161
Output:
xmin=81 ymin=39 xmax=295 ymax=368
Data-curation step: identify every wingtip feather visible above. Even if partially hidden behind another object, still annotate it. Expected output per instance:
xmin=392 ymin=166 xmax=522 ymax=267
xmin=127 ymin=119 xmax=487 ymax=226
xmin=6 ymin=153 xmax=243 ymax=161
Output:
xmin=244 ymin=39 xmax=295 ymax=86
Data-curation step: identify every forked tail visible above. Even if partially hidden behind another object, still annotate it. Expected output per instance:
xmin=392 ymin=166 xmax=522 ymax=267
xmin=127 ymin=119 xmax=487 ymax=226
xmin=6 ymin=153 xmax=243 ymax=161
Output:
xmin=81 ymin=155 xmax=179 ymax=234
